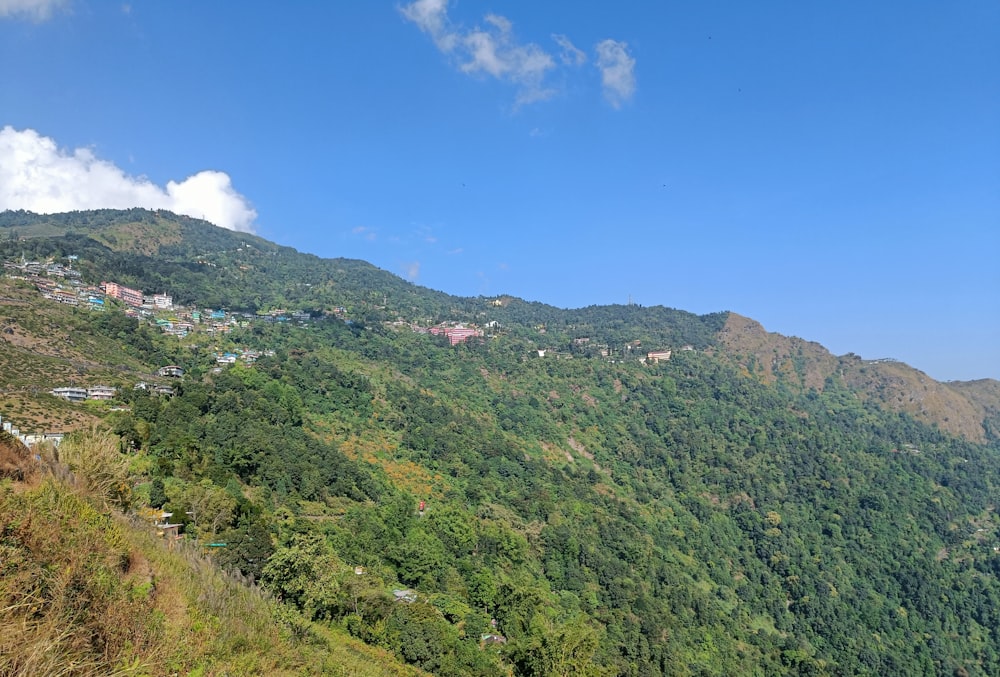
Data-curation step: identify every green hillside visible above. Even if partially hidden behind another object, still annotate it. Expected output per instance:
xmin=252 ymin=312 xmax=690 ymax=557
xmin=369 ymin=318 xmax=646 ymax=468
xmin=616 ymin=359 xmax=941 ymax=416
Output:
xmin=0 ymin=453 xmax=424 ymax=676
xmin=3 ymin=209 xmax=1000 ymax=676
xmin=0 ymin=208 xmax=725 ymax=350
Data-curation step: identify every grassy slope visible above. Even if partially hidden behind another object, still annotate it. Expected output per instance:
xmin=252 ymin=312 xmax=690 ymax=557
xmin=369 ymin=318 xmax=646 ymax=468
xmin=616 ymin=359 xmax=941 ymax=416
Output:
xmin=0 ymin=474 xmax=425 ymax=677
xmin=0 ymin=277 xmax=155 ymax=432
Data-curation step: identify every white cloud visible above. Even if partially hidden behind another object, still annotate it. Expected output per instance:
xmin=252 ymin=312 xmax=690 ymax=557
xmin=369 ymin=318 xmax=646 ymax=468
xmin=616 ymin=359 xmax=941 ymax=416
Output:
xmin=552 ymin=34 xmax=586 ymax=66
xmin=595 ymin=39 xmax=636 ymax=108
xmin=401 ymin=0 xmax=555 ymax=106
xmin=0 ymin=126 xmax=257 ymax=232
xmin=399 ymin=0 xmax=456 ymax=52
xmin=0 ymin=0 xmax=66 ymax=21
xmin=164 ymin=171 xmax=256 ymax=233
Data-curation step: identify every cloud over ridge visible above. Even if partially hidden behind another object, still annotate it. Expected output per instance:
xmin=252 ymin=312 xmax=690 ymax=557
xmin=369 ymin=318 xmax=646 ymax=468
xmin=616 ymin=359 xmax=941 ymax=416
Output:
xmin=0 ymin=126 xmax=257 ymax=233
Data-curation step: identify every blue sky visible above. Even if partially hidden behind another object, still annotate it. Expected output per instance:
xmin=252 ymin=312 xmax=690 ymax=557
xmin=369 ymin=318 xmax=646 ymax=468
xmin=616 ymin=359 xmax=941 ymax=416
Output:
xmin=1 ymin=1 xmax=998 ymax=381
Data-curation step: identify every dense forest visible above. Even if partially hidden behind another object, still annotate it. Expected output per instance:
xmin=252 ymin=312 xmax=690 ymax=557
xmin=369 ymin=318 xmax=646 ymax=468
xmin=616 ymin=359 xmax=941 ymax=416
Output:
xmin=3 ymin=209 xmax=1000 ymax=676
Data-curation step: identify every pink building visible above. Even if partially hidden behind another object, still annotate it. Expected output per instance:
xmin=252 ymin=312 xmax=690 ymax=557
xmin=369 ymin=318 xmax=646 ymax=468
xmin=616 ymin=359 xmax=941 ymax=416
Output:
xmin=428 ymin=326 xmax=482 ymax=345
xmin=443 ymin=327 xmax=481 ymax=346
xmin=102 ymin=281 xmax=143 ymax=307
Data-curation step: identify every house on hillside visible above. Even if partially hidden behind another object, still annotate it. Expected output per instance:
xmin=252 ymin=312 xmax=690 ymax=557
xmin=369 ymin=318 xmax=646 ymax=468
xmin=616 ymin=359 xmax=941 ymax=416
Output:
xmin=154 ymin=512 xmax=183 ymax=545
xmin=21 ymin=432 xmax=65 ymax=448
xmin=86 ymin=385 xmax=117 ymax=401
xmin=393 ymin=589 xmax=418 ymax=603
xmin=51 ymin=387 xmax=88 ymax=403
xmin=157 ymin=365 xmax=184 ymax=378
xmin=646 ymin=350 xmax=672 ymax=364
xmin=48 ymin=290 xmax=78 ymax=306
xmin=429 ymin=325 xmax=483 ymax=346
xmin=103 ymin=281 xmax=143 ymax=307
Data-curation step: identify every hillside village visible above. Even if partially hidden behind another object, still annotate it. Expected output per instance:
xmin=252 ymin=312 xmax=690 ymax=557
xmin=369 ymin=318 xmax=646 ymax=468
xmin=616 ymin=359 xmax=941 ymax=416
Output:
xmin=3 ymin=252 xmax=680 ymax=380
xmin=0 ymin=249 xmax=684 ymax=455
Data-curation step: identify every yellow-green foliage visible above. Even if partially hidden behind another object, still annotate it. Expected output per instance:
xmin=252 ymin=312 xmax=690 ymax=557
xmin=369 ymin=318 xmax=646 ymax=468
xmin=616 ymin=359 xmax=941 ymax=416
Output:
xmin=0 ymin=478 xmax=426 ymax=677
xmin=54 ymin=428 xmax=136 ymax=511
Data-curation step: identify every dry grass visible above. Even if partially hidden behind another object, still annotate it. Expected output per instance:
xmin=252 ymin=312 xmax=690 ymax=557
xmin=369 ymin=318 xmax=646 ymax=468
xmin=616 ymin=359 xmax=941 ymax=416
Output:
xmin=0 ymin=482 xmax=157 ymax=676
xmin=0 ymin=433 xmax=426 ymax=677
xmin=51 ymin=428 xmax=135 ymax=511
xmin=0 ymin=432 xmax=38 ymax=483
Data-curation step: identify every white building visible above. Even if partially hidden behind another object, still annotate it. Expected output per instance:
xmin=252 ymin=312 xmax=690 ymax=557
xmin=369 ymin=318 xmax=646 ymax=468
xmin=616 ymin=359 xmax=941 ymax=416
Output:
xmin=87 ymin=385 xmax=117 ymax=401
xmin=51 ymin=387 xmax=88 ymax=403
xmin=646 ymin=350 xmax=672 ymax=364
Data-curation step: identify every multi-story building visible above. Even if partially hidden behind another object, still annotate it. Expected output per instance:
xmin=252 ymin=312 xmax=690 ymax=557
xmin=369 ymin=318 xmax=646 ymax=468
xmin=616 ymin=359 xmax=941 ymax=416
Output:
xmin=443 ymin=326 xmax=481 ymax=346
xmin=87 ymin=385 xmax=117 ymax=401
xmin=102 ymin=281 xmax=144 ymax=307
xmin=51 ymin=387 xmax=88 ymax=402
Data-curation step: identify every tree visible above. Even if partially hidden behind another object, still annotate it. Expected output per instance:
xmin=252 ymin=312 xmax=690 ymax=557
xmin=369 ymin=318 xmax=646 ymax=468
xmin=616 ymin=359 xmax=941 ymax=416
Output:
xmin=213 ymin=516 xmax=275 ymax=580
xmin=508 ymin=614 xmax=608 ymax=677
xmin=149 ymin=477 xmax=167 ymax=508
xmin=390 ymin=527 xmax=447 ymax=588
xmin=261 ymin=532 xmax=345 ymax=620
xmin=168 ymin=479 xmax=237 ymax=538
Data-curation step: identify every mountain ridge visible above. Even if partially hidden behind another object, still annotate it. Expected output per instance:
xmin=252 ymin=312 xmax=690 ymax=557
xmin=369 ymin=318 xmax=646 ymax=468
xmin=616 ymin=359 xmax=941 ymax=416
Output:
xmin=4 ymin=207 xmax=995 ymax=442
xmin=719 ymin=312 xmax=997 ymax=443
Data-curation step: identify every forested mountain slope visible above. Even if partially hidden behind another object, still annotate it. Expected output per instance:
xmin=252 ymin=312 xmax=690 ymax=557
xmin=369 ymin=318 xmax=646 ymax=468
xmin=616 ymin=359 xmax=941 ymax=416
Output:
xmin=2 ymin=208 xmax=1000 ymax=676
